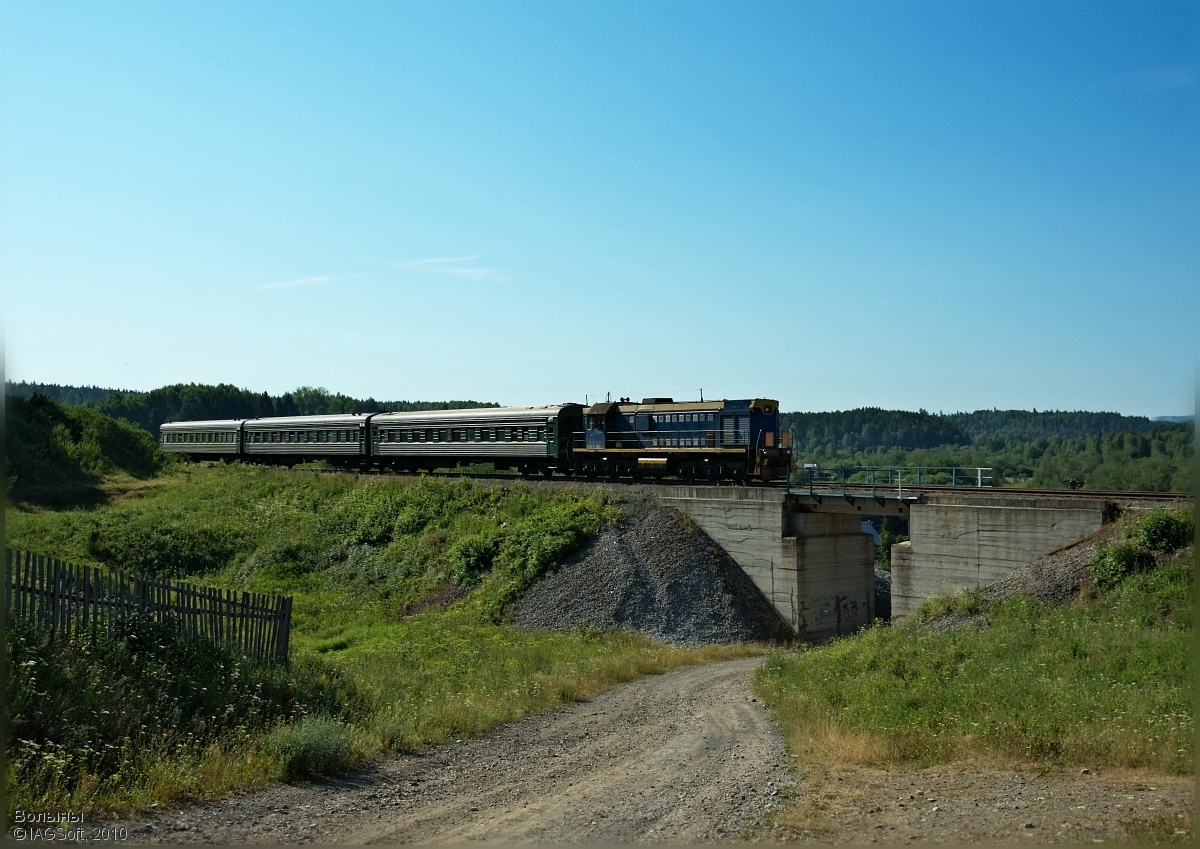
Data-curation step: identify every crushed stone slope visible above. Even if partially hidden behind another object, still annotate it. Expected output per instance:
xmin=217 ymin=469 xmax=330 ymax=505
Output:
xmin=510 ymin=498 xmax=794 ymax=645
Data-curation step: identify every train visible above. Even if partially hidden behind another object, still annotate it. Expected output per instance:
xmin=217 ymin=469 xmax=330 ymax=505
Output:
xmin=158 ymin=396 xmax=793 ymax=482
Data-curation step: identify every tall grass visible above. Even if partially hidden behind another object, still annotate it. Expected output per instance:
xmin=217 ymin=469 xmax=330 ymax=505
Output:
xmin=5 ymin=614 xmax=367 ymax=817
xmin=754 ymin=545 xmax=1193 ymax=773
xmin=756 ymin=505 xmax=1195 ymax=773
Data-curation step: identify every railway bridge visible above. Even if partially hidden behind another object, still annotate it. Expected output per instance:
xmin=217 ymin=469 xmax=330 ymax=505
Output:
xmin=642 ymin=482 xmax=1189 ymax=641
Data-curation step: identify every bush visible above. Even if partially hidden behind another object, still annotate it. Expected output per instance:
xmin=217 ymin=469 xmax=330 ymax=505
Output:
xmin=1091 ymin=541 xmax=1156 ymax=591
xmin=1134 ymin=508 xmax=1194 ymax=554
xmin=449 ymin=532 xmax=499 ymax=588
xmin=263 ymin=716 xmax=355 ymax=781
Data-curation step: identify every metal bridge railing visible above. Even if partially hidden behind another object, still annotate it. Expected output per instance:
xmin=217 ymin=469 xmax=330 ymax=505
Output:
xmin=785 ymin=465 xmax=994 ymax=498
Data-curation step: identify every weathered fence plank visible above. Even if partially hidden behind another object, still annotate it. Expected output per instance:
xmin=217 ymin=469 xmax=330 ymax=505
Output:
xmin=4 ymin=549 xmax=291 ymax=663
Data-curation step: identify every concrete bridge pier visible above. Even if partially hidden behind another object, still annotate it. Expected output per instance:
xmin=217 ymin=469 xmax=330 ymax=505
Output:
xmin=652 ymin=486 xmax=907 ymax=641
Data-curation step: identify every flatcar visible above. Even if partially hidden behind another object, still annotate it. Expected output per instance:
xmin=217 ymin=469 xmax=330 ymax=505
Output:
xmin=158 ymin=396 xmax=792 ymax=482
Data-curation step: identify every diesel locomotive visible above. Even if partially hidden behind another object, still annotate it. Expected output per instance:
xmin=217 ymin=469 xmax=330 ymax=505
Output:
xmin=158 ymin=396 xmax=793 ymax=482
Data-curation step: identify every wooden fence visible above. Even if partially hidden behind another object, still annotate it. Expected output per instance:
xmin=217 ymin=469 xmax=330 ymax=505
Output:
xmin=4 ymin=549 xmax=292 ymax=663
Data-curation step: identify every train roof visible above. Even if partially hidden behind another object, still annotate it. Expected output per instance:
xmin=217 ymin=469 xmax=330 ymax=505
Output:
xmin=160 ymin=419 xmax=245 ymax=430
xmin=372 ymin=405 xmax=580 ymax=424
xmin=240 ymin=413 xmax=376 ymax=428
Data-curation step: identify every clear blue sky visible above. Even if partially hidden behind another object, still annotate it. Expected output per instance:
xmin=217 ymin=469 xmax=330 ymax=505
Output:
xmin=3 ymin=1 xmax=1196 ymax=415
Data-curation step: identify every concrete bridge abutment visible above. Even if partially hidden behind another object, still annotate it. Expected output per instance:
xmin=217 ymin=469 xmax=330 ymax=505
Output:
xmin=889 ymin=492 xmax=1117 ymax=618
xmin=650 ymin=486 xmax=905 ymax=641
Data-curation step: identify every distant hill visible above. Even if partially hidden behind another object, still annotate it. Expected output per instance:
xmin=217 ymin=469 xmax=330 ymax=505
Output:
xmin=6 ymin=381 xmax=500 ymax=436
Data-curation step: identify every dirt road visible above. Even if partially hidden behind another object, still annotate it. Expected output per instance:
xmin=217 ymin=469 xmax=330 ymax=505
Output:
xmin=118 ymin=656 xmax=794 ymax=844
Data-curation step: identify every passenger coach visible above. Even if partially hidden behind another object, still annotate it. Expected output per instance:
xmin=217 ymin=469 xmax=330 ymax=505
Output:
xmin=371 ymin=405 xmax=582 ymax=476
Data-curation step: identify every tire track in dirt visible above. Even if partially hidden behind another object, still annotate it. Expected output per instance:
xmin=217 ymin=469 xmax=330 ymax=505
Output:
xmin=113 ymin=656 xmax=793 ymax=844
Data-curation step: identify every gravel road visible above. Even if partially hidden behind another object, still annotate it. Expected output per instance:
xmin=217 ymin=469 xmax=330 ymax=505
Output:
xmin=111 ymin=656 xmax=794 ymax=844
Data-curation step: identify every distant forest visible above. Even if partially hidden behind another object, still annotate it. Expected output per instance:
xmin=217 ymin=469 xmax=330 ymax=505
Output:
xmin=5 ymin=381 xmax=499 ymax=437
xmin=780 ymin=407 xmax=1193 ymax=492
xmin=779 ymin=407 xmax=1189 ymax=453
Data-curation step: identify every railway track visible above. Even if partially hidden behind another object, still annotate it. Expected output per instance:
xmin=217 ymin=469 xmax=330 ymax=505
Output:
xmin=251 ymin=461 xmax=1193 ymax=500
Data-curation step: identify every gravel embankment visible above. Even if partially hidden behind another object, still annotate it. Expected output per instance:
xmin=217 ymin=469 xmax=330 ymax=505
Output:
xmin=511 ymin=498 xmax=794 ymax=645
xmin=874 ymin=567 xmax=892 ymax=620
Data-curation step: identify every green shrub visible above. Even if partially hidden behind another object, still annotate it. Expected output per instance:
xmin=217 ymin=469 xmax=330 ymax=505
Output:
xmin=1134 ymin=508 xmax=1194 ymax=554
xmin=449 ymin=532 xmax=499 ymax=588
xmin=89 ymin=519 xmax=244 ymax=577
xmin=1091 ymin=541 xmax=1156 ymax=591
xmin=874 ymin=525 xmax=908 ymax=571
xmin=263 ymin=716 xmax=354 ymax=781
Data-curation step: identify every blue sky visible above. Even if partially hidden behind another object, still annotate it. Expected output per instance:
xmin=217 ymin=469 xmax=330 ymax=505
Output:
xmin=3 ymin=2 xmax=1196 ymax=415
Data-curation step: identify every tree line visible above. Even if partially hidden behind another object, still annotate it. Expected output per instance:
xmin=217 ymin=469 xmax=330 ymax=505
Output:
xmin=6 ymin=382 xmax=499 ymax=437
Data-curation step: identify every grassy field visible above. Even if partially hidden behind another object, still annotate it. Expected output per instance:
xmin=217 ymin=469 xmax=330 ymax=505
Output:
xmin=754 ymin=509 xmax=1194 ymax=775
xmin=5 ymin=464 xmax=764 ymax=821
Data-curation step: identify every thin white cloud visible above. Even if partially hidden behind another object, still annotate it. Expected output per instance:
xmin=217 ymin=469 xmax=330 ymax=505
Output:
xmin=1113 ymin=66 xmax=1193 ymax=91
xmin=406 ymin=256 xmax=481 ymax=266
xmin=255 ymin=273 xmax=370 ymax=291
xmin=397 ymin=256 xmax=507 ymax=282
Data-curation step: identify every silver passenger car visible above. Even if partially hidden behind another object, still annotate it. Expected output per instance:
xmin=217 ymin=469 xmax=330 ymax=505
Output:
xmin=371 ymin=405 xmax=577 ymax=474
xmin=242 ymin=414 xmax=370 ymax=463
xmin=160 ymin=419 xmax=243 ymax=457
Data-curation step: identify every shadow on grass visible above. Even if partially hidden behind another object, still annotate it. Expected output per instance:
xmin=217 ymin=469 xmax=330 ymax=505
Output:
xmin=7 ymin=481 xmax=111 ymax=510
